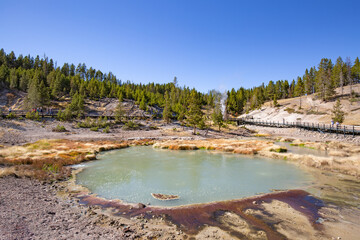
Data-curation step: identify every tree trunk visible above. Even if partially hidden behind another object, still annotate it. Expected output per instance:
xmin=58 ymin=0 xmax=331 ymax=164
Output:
xmin=193 ymin=126 xmax=196 ymax=135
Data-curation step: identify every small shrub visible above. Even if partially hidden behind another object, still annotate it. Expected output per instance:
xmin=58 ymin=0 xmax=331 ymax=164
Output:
xmin=57 ymin=108 xmax=73 ymax=121
xmin=149 ymin=125 xmax=158 ymax=130
xmin=102 ymin=126 xmax=110 ymax=133
xmin=6 ymin=112 xmax=17 ymax=119
xmin=307 ymin=110 xmax=326 ymax=115
xmin=52 ymin=125 xmax=67 ymax=132
xmin=26 ymin=111 xmax=40 ymax=121
xmin=78 ymin=116 xmax=110 ymax=129
xmin=90 ymin=126 xmax=98 ymax=131
xmin=123 ymin=120 xmax=139 ymax=130
xmin=78 ymin=117 xmax=93 ymax=128
xmin=173 ymin=127 xmax=177 ymax=131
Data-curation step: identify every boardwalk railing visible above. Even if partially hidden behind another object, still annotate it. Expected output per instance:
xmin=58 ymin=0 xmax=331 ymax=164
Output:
xmin=228 ymin=118 xmax=360 ymax=137
xmin=1 ymin=110 xmax=152 ymax=120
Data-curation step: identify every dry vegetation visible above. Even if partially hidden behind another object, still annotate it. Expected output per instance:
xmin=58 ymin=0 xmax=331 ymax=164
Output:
xmin=0 ymin=138 xmax=153 ymax=180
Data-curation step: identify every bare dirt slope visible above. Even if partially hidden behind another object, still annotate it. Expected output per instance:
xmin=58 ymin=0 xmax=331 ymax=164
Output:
xmin=241 ymin=84 xmax=360 ymax=125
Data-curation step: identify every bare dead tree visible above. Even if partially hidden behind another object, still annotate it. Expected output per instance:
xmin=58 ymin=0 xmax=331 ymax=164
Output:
xmin=339 ymin=70 xmax=344 ymax=96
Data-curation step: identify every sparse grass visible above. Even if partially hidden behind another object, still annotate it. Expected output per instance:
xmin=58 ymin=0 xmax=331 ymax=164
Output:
xmin=270 ymin=147 xmax=287 ymax=153
xmin=240 ymin=126 xmax=256 ymax=133
xmin=52 ymin=125 xmax=67 ymax=132
xmin=90 ymin=126 xmax=98 ymax=131
xmin=25 ymin=140 xmax=52 ymax=150
xmin=307 ymin=110 xmax=326 ymax=115
xmin=290 ymin=143 xmax=315 ymax=149
xmin=254 ymin=133 xmax=270 ymax=137
xmin=77 ymin=116 xmax=110 ymax=129
xmin=149 ymin=125 xmax=159 ymax=130
xmin=285 ymin=107 xmax=295 ymax=114
xmin=123 ymin=120 xmax=139 ymax=130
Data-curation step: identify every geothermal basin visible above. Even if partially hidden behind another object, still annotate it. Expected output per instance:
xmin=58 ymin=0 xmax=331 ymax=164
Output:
xmin=75 ymin=146 xmax=314 ymax=207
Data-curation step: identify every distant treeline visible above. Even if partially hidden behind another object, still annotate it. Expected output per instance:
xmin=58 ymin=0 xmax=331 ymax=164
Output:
xmin=0 ymin=49 xmax=211 ymax=120
xmin=0 ymin=49 xmax=359 ymax=117
xmin=226 ymin=57 xmax=360 ymax=115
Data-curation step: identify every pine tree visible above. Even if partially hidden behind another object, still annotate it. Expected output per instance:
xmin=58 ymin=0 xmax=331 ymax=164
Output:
xmin=212 ymin=96 xmax=224 ymax=131
xmin=68 ymin=92 xmax=84 ymax=116
xmin=332 ymin=99 xmax=345 ymax=123
xmin=19 ymin=70 xmax=30 ymax=91
xmin=0 ymin=65 xmax=9 ymax=85
xmin=294 ymin=77 xmax=304 ymax=108
xmin=118 ymin=92 xmax=123 ymax=102
xmin=139 ymin=95 xmax=147 ymax=111
xmin=272 ymin=95 xmax=279 ymax=107
xmin=346 ymin=57 xmax=353 ymax=98
xmin=186 ymin=90 xmax=204 ymax=134
xmin=331 ymin=57 xmax=344 ymax=88
xmin=9 ymin=68 xmax=18 ymax=89
xmin=25 ymin=72 xmax=43 ymax=108
xmin=162 ymin=92 xmax=172 ymax=123
xmin=352 ymin=57 xmax=360 ymax=83
xmin=339 ymin=70 xmax=345 ymax=96
xmin=316 ymin=58 xmax=334 ymax=101
xmin=177 ymin=104 xmax=186 ymax=128
xmin=39 ymin=80 xmax=50 ymax=105
xmin=115 ymin=97 xmax=125 ymax=123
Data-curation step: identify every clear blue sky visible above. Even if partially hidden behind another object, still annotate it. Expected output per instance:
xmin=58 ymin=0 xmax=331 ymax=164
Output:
xmin=0 ymin=0 xmax=359 ymax=92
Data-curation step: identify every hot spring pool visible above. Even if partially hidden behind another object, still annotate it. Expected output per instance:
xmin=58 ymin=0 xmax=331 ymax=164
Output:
xmin=75 ymin=146 xmax=313 ymax=206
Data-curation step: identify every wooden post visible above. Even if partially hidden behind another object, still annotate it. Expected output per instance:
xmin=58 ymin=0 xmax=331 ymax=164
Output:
xmin=336 ymin=125 xmax=338 ymax=136
xmin=353 ymin=126 xmax=355 ymax=138
xmin=344 ymin=126 xmax=346 ymax=137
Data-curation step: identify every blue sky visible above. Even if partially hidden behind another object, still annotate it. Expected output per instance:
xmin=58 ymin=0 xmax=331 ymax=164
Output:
xmin=0 ymin=0 xmax=359 ymax=92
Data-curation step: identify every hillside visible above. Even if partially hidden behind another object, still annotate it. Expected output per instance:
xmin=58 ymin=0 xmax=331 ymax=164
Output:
xmin=240 ymin=83 xmax=360 ymax=125
xmin=0 ymin=87 xmax=161 ymax=118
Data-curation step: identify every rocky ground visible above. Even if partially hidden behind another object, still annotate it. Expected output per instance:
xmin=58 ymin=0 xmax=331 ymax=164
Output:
xmin=0 ymin=118 xmax=251 ymax=146
xmin=1 ymin=119 xmax=360 ymax=240
xmin=240 ymin=83 xmax=360 ymax=125
xmin=0 ymin=176 xmax=128 ymax=240
xmin=245 ymin=124 xmax=360 ymax=144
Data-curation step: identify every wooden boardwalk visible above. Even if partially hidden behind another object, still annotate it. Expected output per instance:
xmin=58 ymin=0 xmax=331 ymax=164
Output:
xmin=229 ymin=118 xmax=360 ymax=137
xmin=2 ymin=110 xmax=359 ymax=137
xmin=1 ymin=110 xmax=149 ymax=120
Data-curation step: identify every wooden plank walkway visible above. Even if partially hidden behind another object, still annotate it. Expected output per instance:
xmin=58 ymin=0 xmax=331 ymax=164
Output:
xmin=228 ymin=118 xmax=360 ymax=137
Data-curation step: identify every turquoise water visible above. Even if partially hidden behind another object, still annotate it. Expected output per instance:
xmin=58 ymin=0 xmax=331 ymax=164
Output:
xmin=75 ymin=147 xmax=313 ymax=206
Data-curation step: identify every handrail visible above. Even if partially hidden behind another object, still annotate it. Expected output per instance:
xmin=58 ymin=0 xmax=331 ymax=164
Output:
xmin=228 ymin=118 xmax=360 ymax=137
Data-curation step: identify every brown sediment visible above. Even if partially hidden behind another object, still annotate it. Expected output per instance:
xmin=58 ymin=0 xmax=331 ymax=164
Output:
xmin=76 ymin=189 xmax=323 ymax=239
